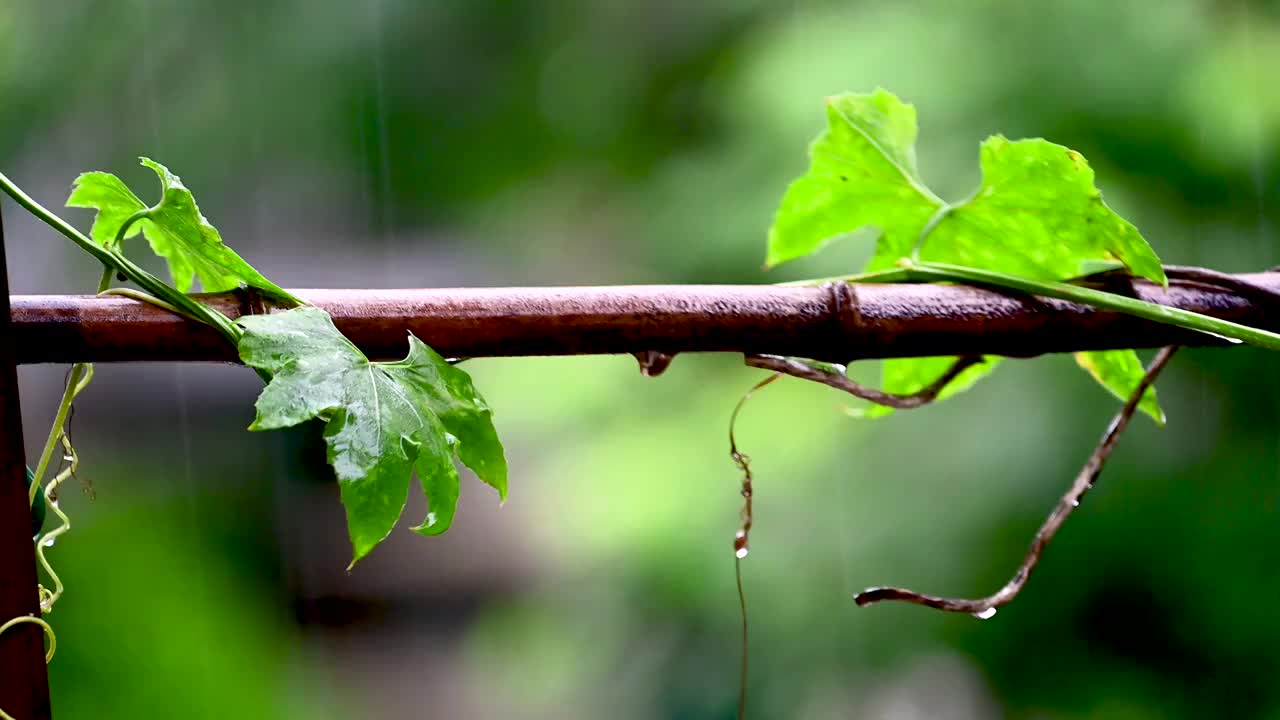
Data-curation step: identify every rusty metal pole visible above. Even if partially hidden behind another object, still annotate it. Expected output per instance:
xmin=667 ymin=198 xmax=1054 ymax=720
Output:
xmin=8 ymin=275 xmax=1280 ymax=364
xmin=0 ymin=202 xmax=52 ymax=719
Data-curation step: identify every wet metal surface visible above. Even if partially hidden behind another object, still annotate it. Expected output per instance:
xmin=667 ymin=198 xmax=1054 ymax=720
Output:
xmin=8 ymin=274 xmax=1280 ymax=364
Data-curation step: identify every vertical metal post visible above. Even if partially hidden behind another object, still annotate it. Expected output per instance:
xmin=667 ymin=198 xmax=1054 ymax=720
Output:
xmin=0 ymin=201 xmax=52 ymax=718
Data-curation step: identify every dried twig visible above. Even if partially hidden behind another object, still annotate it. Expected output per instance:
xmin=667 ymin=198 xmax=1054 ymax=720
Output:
xmin=726 ymin=371 xmax=781 ymax=720
xmin=744 ymin=354 xmax=983 ymax=409
xmin=853 ymin=345 xmax=1180 ymax=617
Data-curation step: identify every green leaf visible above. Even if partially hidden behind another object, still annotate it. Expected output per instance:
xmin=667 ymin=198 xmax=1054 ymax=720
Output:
xmin=768 ymin=89 xmax=1167 ymax=417
xmin=1075 ymin=350 xmax=1164 ymax=424
xmin=766 ymin=89 xmax=941 ymax=269
xmin=68 ymin=158 xmax=300 ymax=303
xmin=237 ymin=307 xmax=507 ymax=565
xmin=65 ymin=172 xmax=147 ymax=246
xmin=877 ymin=135 xmax=1167 ymax=285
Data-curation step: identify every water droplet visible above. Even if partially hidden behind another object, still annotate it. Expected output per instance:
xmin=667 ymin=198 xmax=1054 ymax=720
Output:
xmin=971 ymin=607 xmax=997 ymax=620
xmin=1202 ymin=330 xmax=1244 ymax=345
xmin=735 ymin=546 xmax=749 ymax=559
xmin=42 ymin=537 xmax=56 ymax=548
xmin=1071 ymin=499 xmax=1080 ymax=508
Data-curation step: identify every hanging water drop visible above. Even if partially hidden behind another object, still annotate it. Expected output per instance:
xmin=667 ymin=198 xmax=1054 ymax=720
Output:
xmin=972 ymin=607 xmax=997 ymax=620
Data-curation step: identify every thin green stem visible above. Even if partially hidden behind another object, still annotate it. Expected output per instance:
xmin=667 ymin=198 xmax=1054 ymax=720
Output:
xmin=36 ymin=423 xmax=83 ymax=612
xmin=28 ymin=364 xmax=88 ymax=507
xmin=912 ymin=203 xmax=954 ymax=262
xmin=28 ymin=268 xmax=108 ymax=506
xmin=0 ymin=615 xmax=54 ymax=664
xmin=787 ymin=261 xmax=1280 ymax=351
xmin=904 ymin=261 xmax=1280 ymax=351
xmin=110 ymin=208 xmax=151 ymax=250
xmin=98 ymin=288 xmax=200 ymax=322
xmin=96 ymin=266 xmax=113 ymax=295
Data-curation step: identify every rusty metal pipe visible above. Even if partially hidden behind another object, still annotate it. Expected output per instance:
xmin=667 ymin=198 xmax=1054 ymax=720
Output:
xmin=9 ymin=274 xmax=1280 ymax=364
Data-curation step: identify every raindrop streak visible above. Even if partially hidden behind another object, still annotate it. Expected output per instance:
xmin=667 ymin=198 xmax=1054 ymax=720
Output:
xmin=972 ymin=607 xmax=997 ymax=620
xmin=367 ymin=0 xmax=396 ymax=278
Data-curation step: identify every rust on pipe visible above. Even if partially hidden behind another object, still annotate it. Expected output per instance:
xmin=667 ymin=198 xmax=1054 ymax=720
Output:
xmin=8 ymin=274 xmax=1280 ymax=365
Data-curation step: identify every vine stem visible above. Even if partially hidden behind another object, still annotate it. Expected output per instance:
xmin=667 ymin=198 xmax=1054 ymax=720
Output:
xmin=727 ymin=372 xmax=782 ymax=720
xmin=28 ymin=271 xmax=109 ymax=507
xmin=36 ymin=412 xmax=84 ymax=613
xmin=854 ymin=345 xmax=1179 ymax=615
xmin=0 ymin=615 xmax=54 ymax=720
xmin=745 ymin=354 xmax=982 ymax=408
xmin=0 ymin=616 xmax=53 ymax=664
xmin=0 ymin=170 xmax=243 ymax=345
xmin=799 ymin=261 xmax=1280 ymax=351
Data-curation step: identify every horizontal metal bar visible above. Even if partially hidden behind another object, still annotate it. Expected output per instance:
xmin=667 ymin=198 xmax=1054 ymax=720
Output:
xmin=9 ymin=274 xmax=1280 ymax=364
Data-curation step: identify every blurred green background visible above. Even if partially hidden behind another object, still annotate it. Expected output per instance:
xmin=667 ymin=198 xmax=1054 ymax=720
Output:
xmin=3 ymin=1 xmax=1280 ymax=717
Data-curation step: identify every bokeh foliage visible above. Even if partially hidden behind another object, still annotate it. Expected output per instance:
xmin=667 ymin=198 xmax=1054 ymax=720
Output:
xmin=3 ymin=1 xmax=1280 ymax=717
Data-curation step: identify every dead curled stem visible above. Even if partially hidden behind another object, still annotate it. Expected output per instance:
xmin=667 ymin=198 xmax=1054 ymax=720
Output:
xmin=724 ymin=354 xmax=983 ymax=716
xmin=727 ymin=372 xmax=781 ymax=720
xmin=744 ymin=354 xmax=983 ymax=408
xmin=853 ymin=345 xmax=1180 ymax=616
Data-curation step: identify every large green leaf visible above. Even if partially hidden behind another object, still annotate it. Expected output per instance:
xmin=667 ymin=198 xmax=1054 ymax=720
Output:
xmin=768 ymin=90 xmax=1166 ymax=420
xmin=870 ymin=135 xmax=1166 ymax=284
xmin=766 ymin=89 xmax=941 ymax=269
xmin=238 ymin=307 xmax=507 ymax=565
xmin=68 ymin=158 xmax=299 ymax=303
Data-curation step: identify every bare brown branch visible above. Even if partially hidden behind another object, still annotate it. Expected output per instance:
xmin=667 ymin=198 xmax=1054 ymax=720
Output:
xmin=744 ymin=354 xmax=982 ymax=409
xmin=853 ymin=345 xmax=1180 ymax=617
xmin=725 ymin=372 xmax=782 ymax=720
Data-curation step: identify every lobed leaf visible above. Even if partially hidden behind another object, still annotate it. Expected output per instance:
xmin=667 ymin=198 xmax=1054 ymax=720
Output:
xmin=768 ymin=90 xmax=1166 ymax=419
xmin=238 ymin=307 xmax=507 ymax=565
xmin=888 ymin=135 xmax=1167 ymax=286
xmin=68 ymin=158 xmax=299 ymax=303
xmin=65 ymin=172 xmax=147 ymax=246
xmin=766 ymin=89 xmax=940 ymax=269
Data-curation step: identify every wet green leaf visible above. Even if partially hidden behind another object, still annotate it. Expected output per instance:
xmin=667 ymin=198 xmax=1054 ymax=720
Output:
xmin=238 ymin=307 xmax=507 ymax=565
